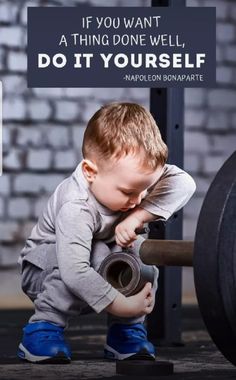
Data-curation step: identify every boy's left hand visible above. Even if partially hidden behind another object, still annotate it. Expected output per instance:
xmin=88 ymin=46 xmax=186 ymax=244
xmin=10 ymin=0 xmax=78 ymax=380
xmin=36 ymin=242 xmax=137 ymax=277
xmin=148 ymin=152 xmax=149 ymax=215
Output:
xmin=115 ymin=215 xmax=143 ymax=247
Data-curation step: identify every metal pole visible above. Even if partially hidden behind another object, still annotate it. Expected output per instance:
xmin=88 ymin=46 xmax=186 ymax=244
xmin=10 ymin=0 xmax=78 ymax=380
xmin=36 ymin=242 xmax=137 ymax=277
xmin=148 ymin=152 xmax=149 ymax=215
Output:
xmin=140 ymin=240 xmax=194 ymax=267
xmin=149 ymin=0 xmax=186 ymax=346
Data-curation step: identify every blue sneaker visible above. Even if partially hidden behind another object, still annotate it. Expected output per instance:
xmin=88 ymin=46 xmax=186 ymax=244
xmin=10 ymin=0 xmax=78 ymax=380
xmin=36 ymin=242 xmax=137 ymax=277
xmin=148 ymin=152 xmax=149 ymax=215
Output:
xmin=104 ymin=323 xmax=156 ymax=360
xmin=17 ymin=321 xmax=71 ymax=363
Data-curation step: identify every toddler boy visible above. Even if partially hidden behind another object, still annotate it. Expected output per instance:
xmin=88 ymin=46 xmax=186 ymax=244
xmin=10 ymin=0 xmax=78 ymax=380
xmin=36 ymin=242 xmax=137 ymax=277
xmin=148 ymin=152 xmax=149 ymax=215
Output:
xmin=17 ymin=102 xmax=196 ymax=363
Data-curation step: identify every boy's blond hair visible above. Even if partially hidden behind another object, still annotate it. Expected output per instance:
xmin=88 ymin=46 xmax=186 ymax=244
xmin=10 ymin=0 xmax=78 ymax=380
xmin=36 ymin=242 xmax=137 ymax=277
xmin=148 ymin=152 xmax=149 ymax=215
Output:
xmin=82 ymin=102 xmax=168 ymax=170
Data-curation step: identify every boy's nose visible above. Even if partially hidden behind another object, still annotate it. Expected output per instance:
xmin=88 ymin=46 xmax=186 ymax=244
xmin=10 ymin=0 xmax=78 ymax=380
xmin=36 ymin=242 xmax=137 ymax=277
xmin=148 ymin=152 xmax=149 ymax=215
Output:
xmin=130 ymin=194 xmax=142 ymax=205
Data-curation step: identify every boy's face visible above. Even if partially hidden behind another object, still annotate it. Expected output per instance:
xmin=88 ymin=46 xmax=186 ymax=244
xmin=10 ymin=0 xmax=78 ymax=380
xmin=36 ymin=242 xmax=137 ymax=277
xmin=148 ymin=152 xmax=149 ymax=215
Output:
xmin=82 ymin=154 xmax=163 ymax=212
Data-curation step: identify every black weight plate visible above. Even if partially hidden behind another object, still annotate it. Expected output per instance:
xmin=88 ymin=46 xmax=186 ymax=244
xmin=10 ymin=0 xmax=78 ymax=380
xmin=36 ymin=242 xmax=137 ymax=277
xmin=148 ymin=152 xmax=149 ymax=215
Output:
xmin=194 ymin=151 xmax=236 ymax=366
xmin=116 ymin=360 xmax=174 ymax=376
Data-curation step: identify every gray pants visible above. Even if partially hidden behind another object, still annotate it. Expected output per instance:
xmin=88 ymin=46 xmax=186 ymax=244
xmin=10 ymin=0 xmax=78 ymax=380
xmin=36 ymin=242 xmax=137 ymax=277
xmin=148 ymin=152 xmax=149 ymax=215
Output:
xmin=21 ymin=238 xmax=159 ymax=328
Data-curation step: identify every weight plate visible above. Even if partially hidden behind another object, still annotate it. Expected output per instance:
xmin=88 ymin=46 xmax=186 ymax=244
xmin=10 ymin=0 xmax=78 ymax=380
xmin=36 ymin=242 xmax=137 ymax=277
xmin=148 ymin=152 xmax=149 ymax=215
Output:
xmin=116 ymin=360 xmax=174 ymax=376
xmin=194 ymin=151 xmax=236 ymax=366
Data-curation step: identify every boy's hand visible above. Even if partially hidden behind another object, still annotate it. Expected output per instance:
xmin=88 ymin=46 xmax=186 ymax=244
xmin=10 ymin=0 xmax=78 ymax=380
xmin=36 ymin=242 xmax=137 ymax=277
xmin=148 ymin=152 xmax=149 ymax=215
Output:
xmin=105 ymin=282 xmax=154 ymax=318
xmin=128 ymin=282 xmax=154 ymax=316
xmin=115 ymin=215 xmax=144 ymax=247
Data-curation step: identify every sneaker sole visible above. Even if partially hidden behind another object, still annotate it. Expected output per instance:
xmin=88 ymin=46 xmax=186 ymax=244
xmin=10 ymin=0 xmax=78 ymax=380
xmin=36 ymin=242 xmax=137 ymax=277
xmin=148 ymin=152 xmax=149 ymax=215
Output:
xmin=17 ymin=343 xmax=71 ymax=364
xmin=104 ymin=344 xmax=155 ymax=361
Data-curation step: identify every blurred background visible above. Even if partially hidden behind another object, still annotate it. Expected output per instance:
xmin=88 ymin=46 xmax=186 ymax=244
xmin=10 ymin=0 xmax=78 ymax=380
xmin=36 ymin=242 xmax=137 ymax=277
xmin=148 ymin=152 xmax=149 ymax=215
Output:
xmin=0 ymin=0 xmax=235 ymax=308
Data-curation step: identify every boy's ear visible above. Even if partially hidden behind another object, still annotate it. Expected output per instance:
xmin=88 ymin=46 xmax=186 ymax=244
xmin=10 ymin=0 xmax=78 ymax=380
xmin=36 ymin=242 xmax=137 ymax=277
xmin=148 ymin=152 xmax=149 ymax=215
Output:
xmin=82 ymin=159 xmax=98 ymax=183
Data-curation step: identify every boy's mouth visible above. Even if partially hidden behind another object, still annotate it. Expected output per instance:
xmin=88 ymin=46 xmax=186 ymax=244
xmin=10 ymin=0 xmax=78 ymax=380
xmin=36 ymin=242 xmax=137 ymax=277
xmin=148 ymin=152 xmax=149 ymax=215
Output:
xmin=120 ymin=205 xmax=136 ymax=212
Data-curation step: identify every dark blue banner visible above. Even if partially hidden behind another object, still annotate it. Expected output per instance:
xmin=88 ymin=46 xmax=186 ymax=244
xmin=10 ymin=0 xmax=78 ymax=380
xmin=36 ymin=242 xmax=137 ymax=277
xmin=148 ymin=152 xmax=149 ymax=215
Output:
xmin=27 ymin=7 xmax=216 ymax=88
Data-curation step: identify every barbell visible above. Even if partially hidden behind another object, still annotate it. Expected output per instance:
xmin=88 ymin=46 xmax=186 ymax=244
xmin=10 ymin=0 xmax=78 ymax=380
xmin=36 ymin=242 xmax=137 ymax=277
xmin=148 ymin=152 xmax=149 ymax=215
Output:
xmin=99 ymin=151 xmax=236 ymax=367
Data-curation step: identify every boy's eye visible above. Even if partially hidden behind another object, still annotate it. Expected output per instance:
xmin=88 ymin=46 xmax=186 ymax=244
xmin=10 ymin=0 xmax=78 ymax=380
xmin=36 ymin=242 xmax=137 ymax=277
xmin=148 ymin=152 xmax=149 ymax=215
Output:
xmin=122 ymin=190 xmax=133 ymax=196
xmin=120 ymin=189 xmax=134 ymax=196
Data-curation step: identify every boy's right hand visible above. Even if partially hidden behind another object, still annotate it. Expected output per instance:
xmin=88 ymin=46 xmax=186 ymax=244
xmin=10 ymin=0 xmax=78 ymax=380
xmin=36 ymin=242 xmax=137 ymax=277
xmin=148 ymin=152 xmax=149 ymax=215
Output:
xmin=105 ymin=282 xmax=154 ymax=318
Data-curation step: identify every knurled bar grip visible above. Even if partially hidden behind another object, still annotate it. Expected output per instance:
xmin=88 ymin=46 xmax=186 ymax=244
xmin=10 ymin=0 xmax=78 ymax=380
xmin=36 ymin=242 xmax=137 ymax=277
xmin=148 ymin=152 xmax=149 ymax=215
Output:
xmin=140 ymin=240 xmax=194 ymax=267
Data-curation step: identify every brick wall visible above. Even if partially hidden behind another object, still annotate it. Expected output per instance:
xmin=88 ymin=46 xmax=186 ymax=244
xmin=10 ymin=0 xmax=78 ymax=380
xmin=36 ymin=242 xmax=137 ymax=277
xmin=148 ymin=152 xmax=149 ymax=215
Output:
xmin=0 ymin=0 xmax=235 ymax=269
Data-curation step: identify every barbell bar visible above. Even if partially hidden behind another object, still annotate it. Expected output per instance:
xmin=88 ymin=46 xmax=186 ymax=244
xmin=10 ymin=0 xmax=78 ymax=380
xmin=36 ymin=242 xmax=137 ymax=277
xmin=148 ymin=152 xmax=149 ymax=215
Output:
xmin=140 ymin=240 xmax=194 ymax=266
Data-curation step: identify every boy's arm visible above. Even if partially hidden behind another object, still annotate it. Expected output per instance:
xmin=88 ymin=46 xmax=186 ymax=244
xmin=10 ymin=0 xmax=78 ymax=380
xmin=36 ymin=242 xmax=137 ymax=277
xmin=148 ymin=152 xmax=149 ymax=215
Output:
xmin=56 ymin=201 xmax=119 ymax=313
xmin=138 ymin=164 xmax=196 ymax=221
xmin=115 ymin=165 xmax=196 ymax=247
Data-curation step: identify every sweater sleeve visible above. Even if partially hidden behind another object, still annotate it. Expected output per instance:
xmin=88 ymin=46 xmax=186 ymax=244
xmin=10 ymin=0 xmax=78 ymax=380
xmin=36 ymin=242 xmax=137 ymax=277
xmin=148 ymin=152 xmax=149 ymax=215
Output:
xmin=140 ymin=164 xmax=196 ymax=220
xmin=55 ymin=201 xmax=118 ymax=313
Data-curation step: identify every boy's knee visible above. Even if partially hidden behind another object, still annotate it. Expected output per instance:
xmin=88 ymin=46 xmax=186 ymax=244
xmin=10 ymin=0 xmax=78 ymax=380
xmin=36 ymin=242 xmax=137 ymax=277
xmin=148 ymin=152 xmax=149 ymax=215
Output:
xmin=90 ymin=240 xmax=111 ymax=271
xmin=128 ymin=235 xmax=145 ymax=256
xmin=153 ymin=265 xmax=159 ymax=279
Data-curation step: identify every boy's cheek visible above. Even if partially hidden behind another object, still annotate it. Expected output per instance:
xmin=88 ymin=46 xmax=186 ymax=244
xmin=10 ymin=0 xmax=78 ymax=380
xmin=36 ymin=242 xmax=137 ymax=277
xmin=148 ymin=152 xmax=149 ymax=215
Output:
xmin=141 ymin=191 xmax=147 ymax=199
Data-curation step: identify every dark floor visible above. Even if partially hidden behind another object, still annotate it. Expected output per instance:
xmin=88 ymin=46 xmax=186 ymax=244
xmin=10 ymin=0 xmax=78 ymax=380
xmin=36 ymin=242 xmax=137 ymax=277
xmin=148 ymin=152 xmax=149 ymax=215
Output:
xmin=0 ymin=306 xmax=235 ymax=379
